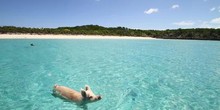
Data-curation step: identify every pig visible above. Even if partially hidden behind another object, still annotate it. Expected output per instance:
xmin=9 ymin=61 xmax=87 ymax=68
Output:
xmin=53 ymin=84 xmax=101 ymax=104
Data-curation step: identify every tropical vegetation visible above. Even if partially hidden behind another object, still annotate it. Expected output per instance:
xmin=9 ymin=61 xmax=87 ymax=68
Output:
xmin=0 ymin=25 xmax=220 ymax=40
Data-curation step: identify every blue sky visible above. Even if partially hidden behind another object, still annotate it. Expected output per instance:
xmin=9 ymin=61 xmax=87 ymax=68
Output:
xmin=0 ymin=0 xmax=220 ymax=30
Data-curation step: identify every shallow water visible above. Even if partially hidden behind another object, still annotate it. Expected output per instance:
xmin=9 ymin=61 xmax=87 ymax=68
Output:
xmin=0 ymin=39 xmax=220 ymax=110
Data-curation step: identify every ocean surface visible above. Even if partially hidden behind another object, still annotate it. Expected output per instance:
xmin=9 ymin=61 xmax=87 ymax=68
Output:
xmin=0 ymin=39 xmax=220 ymax=110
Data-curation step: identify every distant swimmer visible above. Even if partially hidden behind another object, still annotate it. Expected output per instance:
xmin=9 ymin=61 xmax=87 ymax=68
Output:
xmin=30 ymin=43 xmax=34 ymax=46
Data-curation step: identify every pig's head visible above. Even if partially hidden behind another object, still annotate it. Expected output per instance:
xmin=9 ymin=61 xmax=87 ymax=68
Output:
xmin=81 ymin=85 xmax=102 ymax=103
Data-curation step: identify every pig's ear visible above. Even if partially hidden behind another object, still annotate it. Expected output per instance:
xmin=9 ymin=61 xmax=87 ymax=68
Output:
xmin=81 ymin=89 xmax=87 ymax=98
xmin=85 ymin=85 xmax=90 ymax=91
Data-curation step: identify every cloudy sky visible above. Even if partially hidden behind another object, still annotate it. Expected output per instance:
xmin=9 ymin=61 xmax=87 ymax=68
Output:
xmin=0 ymin=0 xmax=220 ymax=29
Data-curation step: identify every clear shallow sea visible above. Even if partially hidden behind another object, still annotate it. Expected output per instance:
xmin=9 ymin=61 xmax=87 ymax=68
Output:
xmin=0 ymin=39 xmax=220 ymax=110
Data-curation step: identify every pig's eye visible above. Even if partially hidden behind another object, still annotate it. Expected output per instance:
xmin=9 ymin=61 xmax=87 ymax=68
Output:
xmin=89 ymin=96 xmax=93 ymax=99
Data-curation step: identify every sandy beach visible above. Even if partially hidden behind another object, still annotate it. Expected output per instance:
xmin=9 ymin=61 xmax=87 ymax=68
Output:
xmin=0 ymin=34 xmax=156 ymax=40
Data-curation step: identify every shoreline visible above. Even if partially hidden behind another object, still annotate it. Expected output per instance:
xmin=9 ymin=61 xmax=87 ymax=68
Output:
xmin=0 ymin=34 xmax=156 ymax=40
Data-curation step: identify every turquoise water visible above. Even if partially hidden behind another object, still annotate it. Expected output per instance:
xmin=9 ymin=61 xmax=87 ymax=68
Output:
xmin=0 ymin=39 xmax=220 ymax=110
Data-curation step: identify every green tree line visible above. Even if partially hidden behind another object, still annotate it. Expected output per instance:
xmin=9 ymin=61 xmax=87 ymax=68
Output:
xmin=0 ymin=25 xmax=220 ymax=40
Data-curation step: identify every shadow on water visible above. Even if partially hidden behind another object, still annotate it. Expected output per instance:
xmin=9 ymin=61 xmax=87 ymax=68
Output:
xmin=51 ymin=92 xmax=88 ymax=110
xmin=115 ymin=88 xmax=138 ymax=109
xmin=127 ymin=89 xmax=138 ymax=101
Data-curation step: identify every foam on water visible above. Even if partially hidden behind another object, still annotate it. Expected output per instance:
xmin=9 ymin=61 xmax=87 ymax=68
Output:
xmin=0 ymin=39 xmax=220 ymax=110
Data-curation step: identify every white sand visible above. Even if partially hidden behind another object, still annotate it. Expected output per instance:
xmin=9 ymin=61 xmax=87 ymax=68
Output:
xmin=0 ymin=34 xmax=156 ymax=40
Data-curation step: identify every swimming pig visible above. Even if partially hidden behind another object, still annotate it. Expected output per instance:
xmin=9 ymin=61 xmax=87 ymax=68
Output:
xmin=53 ymin=84 xmax=102 ymax=104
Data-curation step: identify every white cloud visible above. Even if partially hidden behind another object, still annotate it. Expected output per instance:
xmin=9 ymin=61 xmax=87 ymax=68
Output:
xmin=172 ymin=4 xmax=179 ymax=9
xmin=197 ymin=18 xmax=220 ymax=28
xmin=171 ymin=19 xmax=220 ymax=29
xmin=173 ymin=21 xmax=194 ymax=26
xmin=210 ymin=7 xmax=216 ymax=11
xmin=210 ymin=6 xmax=220 ymax=12
xmin=210 ymin=17 xmax=220 ymax=24
xmin=198 ymin=21 xmax=212 ymax=28
xmin=144 ymin=8 xmax=158 ymax=14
